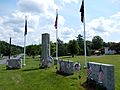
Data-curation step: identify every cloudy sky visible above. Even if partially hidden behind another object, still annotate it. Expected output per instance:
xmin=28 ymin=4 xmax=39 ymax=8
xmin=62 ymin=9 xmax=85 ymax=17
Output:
xmin=0 ymin=0 xmax=120 ymax=46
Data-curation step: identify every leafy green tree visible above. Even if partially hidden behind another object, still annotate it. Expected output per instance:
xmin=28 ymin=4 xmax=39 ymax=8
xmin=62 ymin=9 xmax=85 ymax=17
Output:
xmin=26 ymin=44 xmax=40 ymax=57
xmin=67 ymin=39 xmax=79 ymax=57
xmin=110 ymin=42 xmax=120 ymax=54
xmin=58 ymin=39 xmax=68 ymax=56
xmin=76 ymin=34 xmax=84 ymax=55
xmin=50 ymin=41 xmax=56 ymax=57
xmin=86 ymin=40 xmax=92 ymax=56
xmin=92 ymin=36 xmax=104 ymax=50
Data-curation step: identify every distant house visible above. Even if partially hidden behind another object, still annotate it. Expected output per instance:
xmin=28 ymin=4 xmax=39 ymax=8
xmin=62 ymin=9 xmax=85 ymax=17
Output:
xmin=104 ymin=47 xmax=116 ymax=54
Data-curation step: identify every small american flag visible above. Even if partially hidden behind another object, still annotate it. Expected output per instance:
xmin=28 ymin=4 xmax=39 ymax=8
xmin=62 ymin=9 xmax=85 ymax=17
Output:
xmin=86 ymin=63 xmax=92 ymax=77
xmin=98 ymin=66 xmax=104 ymax=81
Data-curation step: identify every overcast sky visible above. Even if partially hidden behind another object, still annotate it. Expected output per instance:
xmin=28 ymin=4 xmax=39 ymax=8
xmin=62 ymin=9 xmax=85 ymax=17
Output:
xmin=0 ymin=0 xmax=120 ymax=46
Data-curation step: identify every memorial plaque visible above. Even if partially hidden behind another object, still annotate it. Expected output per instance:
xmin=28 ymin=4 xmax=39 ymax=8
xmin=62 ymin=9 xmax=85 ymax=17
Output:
xmin=88 ymin=62 xmax=114 ymax=90
xmin=58 ymin=60 xmax=74 ymax=75
xmin=6 ymin=58 xmax=22 ymax=69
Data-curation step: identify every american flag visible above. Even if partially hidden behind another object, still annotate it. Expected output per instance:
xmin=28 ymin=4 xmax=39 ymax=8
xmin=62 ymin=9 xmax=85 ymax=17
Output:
xmin=86 ymin=63 xmax=92 ymax=77
xmin=98 ymin=66 xmax=104 ymax=81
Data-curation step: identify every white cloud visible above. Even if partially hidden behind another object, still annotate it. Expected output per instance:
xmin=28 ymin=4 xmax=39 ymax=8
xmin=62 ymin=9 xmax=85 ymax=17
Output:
xmin=61 ymin=0 xmax=79 ymax=4
xmin=0 ymin=0 xmax=120 ymax=46
xmin=0 ymin=0 xmax=62 ymax=46
xmin=17 ymin=0 xmax=58 ymax=14
xmin=112 ymin=0 xmax=120 ymax=5
xmin=85 ymin=12 xmax=120 ymax=41
xmin=59 ymin=27 xmax=76 ymax=42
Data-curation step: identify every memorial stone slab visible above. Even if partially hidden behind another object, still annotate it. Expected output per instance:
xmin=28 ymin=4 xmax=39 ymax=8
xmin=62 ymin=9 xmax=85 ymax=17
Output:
xmin=58 ymin=60 xmax=74 ymax=75
xmin=88 ymin=62 xmax=114 ymax=90
xmin=6 ymin=58 xmax=22 ymax=69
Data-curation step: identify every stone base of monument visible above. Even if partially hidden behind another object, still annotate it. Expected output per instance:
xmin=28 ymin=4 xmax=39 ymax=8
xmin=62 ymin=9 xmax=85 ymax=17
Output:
xmin=57 ymin=60 xmax=74 ymax=76
xmin=6 ymin=58 xmax=22 ymax=69
xmin=54 ymin=59 xmax=58 ymax=65
xmin=40 ymin=60 xmax=52 ymax=69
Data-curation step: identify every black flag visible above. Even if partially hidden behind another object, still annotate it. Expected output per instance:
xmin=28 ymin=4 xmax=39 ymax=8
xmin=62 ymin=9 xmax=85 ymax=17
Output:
xmin=80 ymin=0 xmax=84 ymax=23
xmin=24 ymin=16 xmax=27 ymax=36
xmin=54 ymin=9 xmax=58 ymax=29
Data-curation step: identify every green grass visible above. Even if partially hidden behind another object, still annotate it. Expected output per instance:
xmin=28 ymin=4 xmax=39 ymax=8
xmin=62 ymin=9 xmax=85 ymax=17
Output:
xmin=0 ymin=55 xmax=120 ymax=90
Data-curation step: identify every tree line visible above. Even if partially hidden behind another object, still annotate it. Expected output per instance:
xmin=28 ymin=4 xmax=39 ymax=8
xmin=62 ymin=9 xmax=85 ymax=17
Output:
xmin=0 ymin=40 xmax=23 ymax=57
xmin=25 ymin=34 xmax=120 ymax=57
xmin=1 ymin=34 xmax=120 ymax=58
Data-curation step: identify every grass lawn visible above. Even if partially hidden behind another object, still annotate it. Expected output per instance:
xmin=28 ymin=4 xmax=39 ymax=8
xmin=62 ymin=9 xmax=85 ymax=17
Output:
xmin=0 ymin=55 xmax=120 ymax=90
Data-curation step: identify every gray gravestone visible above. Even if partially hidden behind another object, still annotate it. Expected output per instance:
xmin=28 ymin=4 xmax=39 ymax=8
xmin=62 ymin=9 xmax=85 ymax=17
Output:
xmin=58 ymin=60 xmax=74 ymax=75
xmin=41 ymin=33 xmax=51 ymax=68
xmin=6 ymin=58 xmax=22 ymax=69
xmin=88 ymin=62 xmax=114 ymax=90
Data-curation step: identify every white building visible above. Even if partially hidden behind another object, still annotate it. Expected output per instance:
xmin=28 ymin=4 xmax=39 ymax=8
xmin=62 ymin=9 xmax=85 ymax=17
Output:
xmin=104 ymin=47 xmax=116 ymax=55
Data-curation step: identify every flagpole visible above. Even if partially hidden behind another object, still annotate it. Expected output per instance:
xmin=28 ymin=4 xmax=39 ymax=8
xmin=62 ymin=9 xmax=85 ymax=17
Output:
xmin=56 ymin=28 xmax=58 ymax=60
xmin=55 ymin=9 xmax=58 ymax=60
xmin=80 ymin=0 xmax=87 ymax=68
xmin=23 ymin=35 xmax=26 ymax=66
xmin=23 ymin=16 xmax=27 ymax=66
xmin=83 ymin=14 xmax=87 ymax=68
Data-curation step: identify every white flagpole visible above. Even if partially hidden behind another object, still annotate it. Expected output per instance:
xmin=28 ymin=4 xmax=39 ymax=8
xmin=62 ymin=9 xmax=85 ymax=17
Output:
xmin=23 ymin=16 xmax=27 ymax=66
xmin=83 ymin=0 xmax=87 ymax=68
xmin=83 ymin=17 xmax=87 ymax=67
xmin=56 ymin=28 xmax=58 ymax=60
xmin=55 ymin=9 xmax=58 ymax=60
xmin=23 ymin=35 xmax=26 ymax=66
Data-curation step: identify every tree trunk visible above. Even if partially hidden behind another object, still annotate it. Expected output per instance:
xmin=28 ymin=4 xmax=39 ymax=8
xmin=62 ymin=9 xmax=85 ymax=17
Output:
xmin=72 ymin=54 xmax=74 ymax=57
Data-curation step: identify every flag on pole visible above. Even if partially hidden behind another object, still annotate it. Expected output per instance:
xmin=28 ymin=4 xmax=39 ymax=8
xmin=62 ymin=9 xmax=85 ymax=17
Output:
xmin=98 ymin=66 xmax=104 ymax=81
xmin=86 ymin=63 xmax=92 ymax=77
xmin=80 ymin=0 xmax=84 ymax=23
xmin=24 ymin=16 xmax=27 ymax=36
xmin=54 ymin=9 xmax=58 ymax=29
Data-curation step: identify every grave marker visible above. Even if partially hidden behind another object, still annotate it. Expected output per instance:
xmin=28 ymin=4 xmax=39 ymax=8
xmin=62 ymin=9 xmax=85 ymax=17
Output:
xmin=88 ymin=62 xmax=114 ymax=90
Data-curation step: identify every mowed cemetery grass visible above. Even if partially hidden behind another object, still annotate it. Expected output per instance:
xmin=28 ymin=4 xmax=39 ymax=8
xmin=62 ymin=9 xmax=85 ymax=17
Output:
xmin=0 ymin=55 xmax=120 ymax=90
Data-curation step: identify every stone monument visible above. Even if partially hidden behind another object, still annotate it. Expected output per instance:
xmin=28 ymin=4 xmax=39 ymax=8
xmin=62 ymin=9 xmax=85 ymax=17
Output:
xmin=41 ymin=33 xmax=51 ymax=68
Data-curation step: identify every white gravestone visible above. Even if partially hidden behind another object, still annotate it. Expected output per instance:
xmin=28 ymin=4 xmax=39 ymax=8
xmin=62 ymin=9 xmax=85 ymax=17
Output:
xmin=88 ymin=62 xmax=114 ymax=90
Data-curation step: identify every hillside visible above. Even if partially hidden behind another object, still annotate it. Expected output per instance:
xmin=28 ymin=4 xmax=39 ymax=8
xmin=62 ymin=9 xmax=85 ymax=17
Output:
xmin=0 ymin=40 xmax=23 ymax=56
